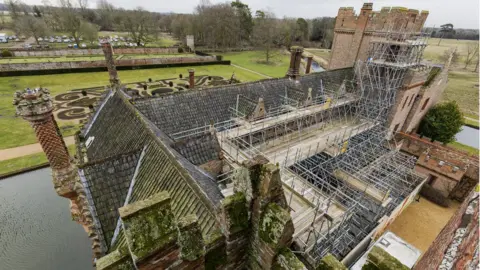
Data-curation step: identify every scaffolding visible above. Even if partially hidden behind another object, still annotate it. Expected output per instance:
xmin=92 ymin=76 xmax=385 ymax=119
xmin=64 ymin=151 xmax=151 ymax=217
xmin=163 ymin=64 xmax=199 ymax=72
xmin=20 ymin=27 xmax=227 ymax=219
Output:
xmin=168 ymin=29 xmax=429 ymax=267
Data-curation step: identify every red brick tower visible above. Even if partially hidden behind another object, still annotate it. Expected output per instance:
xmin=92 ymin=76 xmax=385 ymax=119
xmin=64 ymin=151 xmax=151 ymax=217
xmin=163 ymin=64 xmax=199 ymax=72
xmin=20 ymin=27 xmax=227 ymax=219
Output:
xmin=13 ymin=88 xmax=76 ymax=198
xmin=101 ymin=42 xmax=120 ymax=87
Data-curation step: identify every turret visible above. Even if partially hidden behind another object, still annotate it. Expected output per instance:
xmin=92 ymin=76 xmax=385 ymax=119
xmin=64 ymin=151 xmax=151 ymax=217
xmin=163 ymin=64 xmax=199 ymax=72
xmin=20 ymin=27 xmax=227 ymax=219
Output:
xmin=13 ymin=88 xmax=76 ymax=198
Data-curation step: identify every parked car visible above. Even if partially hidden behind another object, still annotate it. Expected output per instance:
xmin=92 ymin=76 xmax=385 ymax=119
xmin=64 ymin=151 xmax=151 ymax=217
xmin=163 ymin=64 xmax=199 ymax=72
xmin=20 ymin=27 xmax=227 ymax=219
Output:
xmin=67 ymin=44 xmax=73 ymax=48
xmin=38 ymin=37 xmax=43 ymax=41
xmin=23 ymin=43 xmax=32 ymax=49
xmin=80 ymin=43 xmax=87 ymax=48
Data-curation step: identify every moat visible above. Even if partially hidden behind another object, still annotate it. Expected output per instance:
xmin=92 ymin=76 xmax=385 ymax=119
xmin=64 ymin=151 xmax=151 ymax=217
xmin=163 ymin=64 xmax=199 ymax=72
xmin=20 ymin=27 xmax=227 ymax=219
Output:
xmin=0 ymin=168 xmax=92 ymax=270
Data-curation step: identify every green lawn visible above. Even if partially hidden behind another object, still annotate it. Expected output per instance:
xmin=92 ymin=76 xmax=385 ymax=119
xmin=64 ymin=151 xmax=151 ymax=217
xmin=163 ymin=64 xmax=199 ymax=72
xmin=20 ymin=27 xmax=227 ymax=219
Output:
xmin=441 ymin=71 xmax=479 ymax=117
xmin=424 ymin=38 xmax=478 ymax=64
xmin=448 ymin=141 xmax=479 ymax=156
xmin=464 ymin=117 xmax=479 ymax=128
xmin=0 ymin=65 xmax=263 ymax=150
xmin=304 ymin=48 xmax=331 ymax=61
xmin=221 ymin=50 xmax=291 ymax=78
xmin=0 ymin=144 xmax=76 ymax=176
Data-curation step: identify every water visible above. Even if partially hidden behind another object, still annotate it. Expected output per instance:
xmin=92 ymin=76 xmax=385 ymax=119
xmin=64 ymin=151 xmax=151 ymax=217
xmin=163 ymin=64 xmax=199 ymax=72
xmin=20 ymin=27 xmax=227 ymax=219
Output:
xmin=311 ymin=61 xmax=325 ymax=72
xmin=0 ymin=168 xmax=92 ymax=270
xmin=455 ymin=125 xmax=479 ymax=149
xmin=304 ymin=57 xmax=325 ymax=72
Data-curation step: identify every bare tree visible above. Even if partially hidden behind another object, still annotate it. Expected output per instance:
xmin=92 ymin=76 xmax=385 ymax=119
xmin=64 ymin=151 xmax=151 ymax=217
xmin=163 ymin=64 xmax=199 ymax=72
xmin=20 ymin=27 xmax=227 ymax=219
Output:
xmin=464 ymin=42 xmax=479 ymax=69
xmin=440 ymin=48 xmax=459 ymax=65
xmin=120 ymin=8 xmax=154 ymax=46
xmin=252 ymin=10 xmax=279 ymax=63
xmin=57 ymin=0 xmax=92 ymax=45
xmin=14 ymin=16 xmax=50 ymax=45
xmin=5 ymin=0 xmax=23 ymax=19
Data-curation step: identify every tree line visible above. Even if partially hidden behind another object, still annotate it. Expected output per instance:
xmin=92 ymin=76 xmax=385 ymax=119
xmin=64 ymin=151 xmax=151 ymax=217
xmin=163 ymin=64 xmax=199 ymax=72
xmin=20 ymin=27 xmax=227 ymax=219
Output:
xmin=1 ymin=0 xmax=336 ymax=54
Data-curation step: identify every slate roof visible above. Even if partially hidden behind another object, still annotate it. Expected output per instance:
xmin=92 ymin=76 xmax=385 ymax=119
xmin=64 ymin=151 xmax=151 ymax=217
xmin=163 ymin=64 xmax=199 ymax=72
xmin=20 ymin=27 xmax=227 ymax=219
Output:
xmin=80 ymin=150 xmax=142 ymax=250
xmin=133 ymin=68 xmax=353 ymax=137
xmin=171 ymin=132 xmax=221 ymax=165
xmin=78 ymin=90 xmax=222 ymax=254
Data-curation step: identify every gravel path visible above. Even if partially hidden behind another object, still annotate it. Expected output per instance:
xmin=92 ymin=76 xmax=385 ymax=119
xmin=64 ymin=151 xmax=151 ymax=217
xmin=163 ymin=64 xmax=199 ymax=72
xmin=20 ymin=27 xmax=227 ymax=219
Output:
xmin=0 ymin=136 xmax=75 ymax=161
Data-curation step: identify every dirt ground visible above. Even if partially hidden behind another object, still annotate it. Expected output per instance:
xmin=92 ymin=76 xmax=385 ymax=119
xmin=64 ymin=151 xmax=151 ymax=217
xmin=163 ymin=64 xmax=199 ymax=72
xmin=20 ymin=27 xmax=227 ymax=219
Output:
xmin=386 ymin=196 xmax=460 ymax=253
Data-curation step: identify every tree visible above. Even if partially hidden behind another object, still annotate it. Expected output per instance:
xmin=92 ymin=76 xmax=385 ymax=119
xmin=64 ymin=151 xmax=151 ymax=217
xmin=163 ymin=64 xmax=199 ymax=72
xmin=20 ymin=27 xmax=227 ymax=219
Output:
xmin=296 ymin=18 xmax=308 ymax=41
xmin=57 ymin=0 xmax=93 ymax=45
xmin=419 ymin=101 xmax=464 ymax=144
xmin=96 ymin=0 xmax=116 ymax=30
xmin=464 ymin=41 xmax=479 ymax=69
xmin=231 ymin=1 xmax=253 ymax=42
xmin=33 ymin=5 xmax=42 ymax=17
xmin=437 ymin=23 xmax=454 ymax=45
xmin=14 ymin=16 xmax=50 ymax=45
xmin=79 ymin=21 xmax=98 ymax=42
xmin=440 ymin=48 xmax=459 ymax=65
xmin=5 ymin=0 xmax=23 ymax=19
xmin=120 ymin=8 xmax=154 ymax=46
xmin=252 ymin=10 xmax=279 ymax=63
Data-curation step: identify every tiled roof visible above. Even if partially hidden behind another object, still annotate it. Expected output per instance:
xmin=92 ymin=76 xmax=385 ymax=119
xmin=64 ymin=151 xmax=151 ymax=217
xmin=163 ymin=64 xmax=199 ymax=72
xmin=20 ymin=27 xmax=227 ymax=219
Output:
xmin=171 ymin=133 xmax=221 ymax=166
xmin=80 ymin=150 xmax=143 ymax=250
xmin=133 ymin=68 xmax=353 ymax=137
xmin=82 ymin=91 xmax=151 ymax=162
xmin=78 ymin=90 xmax=223 ymax=254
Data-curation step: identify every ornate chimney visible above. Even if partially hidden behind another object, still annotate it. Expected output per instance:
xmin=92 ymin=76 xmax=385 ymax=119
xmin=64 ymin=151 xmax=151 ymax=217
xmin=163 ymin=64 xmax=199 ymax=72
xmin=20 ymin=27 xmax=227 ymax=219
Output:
xmin=305 ymin=56 xmax=314 ymax=74
xmin=286 ymin=46 xmax=304 ymax=80
xmin=101 ymin=42 xmax=120 ymax=87
xmin=13 ymin=88 xmax=76 ymax=198
xmin=188 ymin=69 xmax=195 ymax=89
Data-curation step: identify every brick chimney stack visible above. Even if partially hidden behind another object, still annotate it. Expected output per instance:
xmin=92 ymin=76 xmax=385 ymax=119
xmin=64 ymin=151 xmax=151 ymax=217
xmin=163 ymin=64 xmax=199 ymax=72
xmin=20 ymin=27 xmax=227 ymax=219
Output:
xmin=286 ymin=46 xmax=304 ymax=80
xmin=188 ymin=69 xmax=195 ymax=89
xmin=13 ymin=88 xmax=76 ymax=198
xmin=101 ymin=42 xmax=120 ymax=87
xmin=305 ymin=56 xmax=314 ymax=74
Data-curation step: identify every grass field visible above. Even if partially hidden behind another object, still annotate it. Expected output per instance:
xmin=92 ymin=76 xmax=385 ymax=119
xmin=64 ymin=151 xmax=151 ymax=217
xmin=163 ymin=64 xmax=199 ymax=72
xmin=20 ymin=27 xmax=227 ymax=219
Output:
xmin=448 ymin=141 xmax=479 ymax=155
xmin=424 ymin=38 xmax=478 ymax=64
xmin=442 ymin=71 xmax=479 ymax=117
xmin=0 ymin=144 xmax=76 ymax=176
xmin=0 ymin=65 xmax=263 ymax=150
xmin=304 ymin=48 xmax=331 ymax=61
xmin=221 ymin=50 xmax=291 ymax=78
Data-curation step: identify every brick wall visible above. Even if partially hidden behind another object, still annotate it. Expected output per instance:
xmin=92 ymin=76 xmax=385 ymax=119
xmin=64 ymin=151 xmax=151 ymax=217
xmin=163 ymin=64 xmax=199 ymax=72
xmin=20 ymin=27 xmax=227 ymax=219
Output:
xmin=11 ymin=47 xmax=179 ymax=57
xmin=0 ymin=56 xmax=217 ymax=71
xmin=413 ymin=190 xmax=478 ymax=270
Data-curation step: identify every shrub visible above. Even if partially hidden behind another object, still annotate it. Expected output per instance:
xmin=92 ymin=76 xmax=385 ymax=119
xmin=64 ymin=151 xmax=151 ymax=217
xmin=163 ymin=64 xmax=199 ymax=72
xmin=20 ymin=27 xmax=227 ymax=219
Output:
xmin=81 ymin=90 xmax=87 ymax=96
xmin=143 ymin=84 xmax=147 ymax=90
xmin=148 ymin=78 xmax=152 ymax=82
xmin=178 ymin=47 xmax=184 ymax=53
xmin=168 ymin=81 xmax=173 ymax=87
xmin=1 ymin=49 xmax=13 ymax=57
xmin=179 ymin=74 xmax=183 ymax=79
xmin=420 ymin=184 xmax=450 ymax=207
xmin=419 ymin=101 xmax=464 ymax=144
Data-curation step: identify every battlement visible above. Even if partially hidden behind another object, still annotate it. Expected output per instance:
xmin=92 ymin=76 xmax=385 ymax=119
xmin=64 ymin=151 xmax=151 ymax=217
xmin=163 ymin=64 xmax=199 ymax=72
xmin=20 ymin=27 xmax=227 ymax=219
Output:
xmin=334 ymin=3 xmax=429 ymax=33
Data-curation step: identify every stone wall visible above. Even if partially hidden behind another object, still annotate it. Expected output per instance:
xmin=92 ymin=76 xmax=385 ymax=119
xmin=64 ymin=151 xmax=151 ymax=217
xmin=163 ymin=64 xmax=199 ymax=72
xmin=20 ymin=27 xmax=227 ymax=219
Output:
xmin=0 ymin=55 xmax=217 ymax=72
xmin=413 ymin=190 xmax=479 ymax=270
xmin=11 ymin=47 xmax=179 ymax=57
